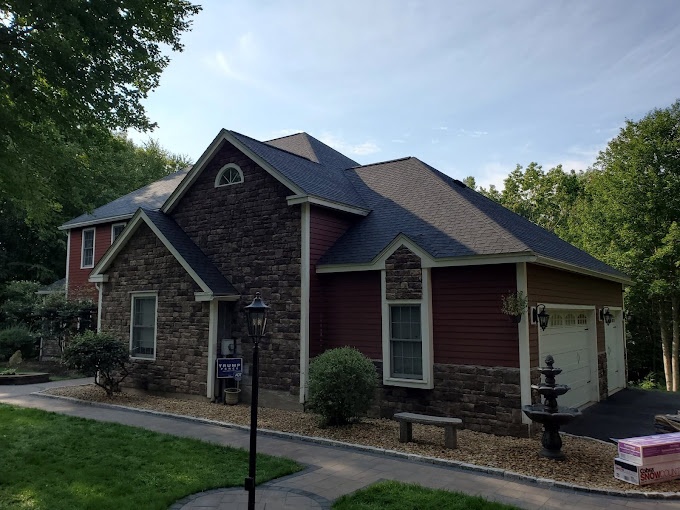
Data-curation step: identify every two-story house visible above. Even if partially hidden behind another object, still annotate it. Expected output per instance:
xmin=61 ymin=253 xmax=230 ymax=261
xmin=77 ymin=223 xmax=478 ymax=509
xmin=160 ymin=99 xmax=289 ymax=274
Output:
xmin=62 ymin=129 xmax=630 ymax=437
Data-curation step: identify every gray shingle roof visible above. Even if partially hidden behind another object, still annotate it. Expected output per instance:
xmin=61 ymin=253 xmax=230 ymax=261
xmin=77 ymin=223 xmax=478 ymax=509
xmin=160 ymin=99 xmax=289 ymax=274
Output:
xmin=143 ymin=210 xmax=238 ymax=296
xmin=60 ymin=168 xmax=191 ymax=229
xmin=318 ymin=157 xmax=626 ymax=279
xmin=36 ymin=278 xmax=66 ymax=294
xmin=231 ymin=131 xmax=367 ymax=210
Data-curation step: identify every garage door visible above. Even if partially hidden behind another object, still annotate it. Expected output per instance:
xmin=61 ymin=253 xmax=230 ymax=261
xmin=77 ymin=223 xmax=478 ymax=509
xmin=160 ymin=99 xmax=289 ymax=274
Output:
xmin=539 ymin=309 xmax=595 ymax=409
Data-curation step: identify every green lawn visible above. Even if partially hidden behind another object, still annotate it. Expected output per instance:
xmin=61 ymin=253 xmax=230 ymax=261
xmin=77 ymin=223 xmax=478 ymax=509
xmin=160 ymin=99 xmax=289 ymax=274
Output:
xmin=0 ymin=404 xmax=301 ymax=510
xmin=332 ymin=481 xmax=520 ymax=510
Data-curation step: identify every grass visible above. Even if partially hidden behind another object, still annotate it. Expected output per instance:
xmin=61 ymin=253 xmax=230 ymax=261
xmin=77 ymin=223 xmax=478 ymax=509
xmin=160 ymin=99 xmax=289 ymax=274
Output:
xmin=1 ymin=360 xmax=84 ymax=381
xmin=332 ymin=481 xmax=520 ymax=510
xmin=0 ymin=404 xmax=301 ymax=510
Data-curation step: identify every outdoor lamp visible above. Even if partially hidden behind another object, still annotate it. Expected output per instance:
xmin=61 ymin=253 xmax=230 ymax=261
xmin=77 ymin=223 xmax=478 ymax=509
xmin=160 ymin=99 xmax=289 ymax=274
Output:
xmin=533 ymin=304 xmax=550 ymax=331
xmin=243 ymin=292 xmax=269 ymax=510
xmin=600 ymin=306 xmax=613 ymax=325
xmin=245 ymin=292 xmax=269 ymax=340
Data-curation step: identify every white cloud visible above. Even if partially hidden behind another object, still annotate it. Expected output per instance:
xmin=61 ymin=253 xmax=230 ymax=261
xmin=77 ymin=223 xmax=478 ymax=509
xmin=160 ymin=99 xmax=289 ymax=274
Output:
xmin=320 ymin=133 xmax=380 ymax=156
xmin=434 ymin=126 xmax=449 ymax=131
xmin=458 ymin=129 xmax=489 ymax=138
xmin=475 ymin=162 xmax=512 ymax=190
xmin=391 ymin=139 xmax=406 ymax=143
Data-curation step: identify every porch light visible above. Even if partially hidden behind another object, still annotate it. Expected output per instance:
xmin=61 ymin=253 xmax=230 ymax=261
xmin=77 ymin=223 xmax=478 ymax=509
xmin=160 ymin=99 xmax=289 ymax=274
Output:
xmin=600 ymin=307 xmax=613 ymax=325
xmin=243 ymin=292 xmax=269 ymax=510
xmin=533 ymin=304 xmax=550 ymax=331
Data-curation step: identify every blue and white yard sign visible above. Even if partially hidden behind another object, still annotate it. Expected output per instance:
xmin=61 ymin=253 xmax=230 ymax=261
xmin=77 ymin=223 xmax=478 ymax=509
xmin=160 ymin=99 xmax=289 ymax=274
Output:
xmin=217 ymin=358 xmax=242 ymax=379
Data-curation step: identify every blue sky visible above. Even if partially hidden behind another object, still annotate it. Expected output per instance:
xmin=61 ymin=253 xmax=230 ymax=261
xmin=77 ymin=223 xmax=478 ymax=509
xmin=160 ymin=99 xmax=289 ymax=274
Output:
xmin=130 ymin=0 xmax=680 ymax=189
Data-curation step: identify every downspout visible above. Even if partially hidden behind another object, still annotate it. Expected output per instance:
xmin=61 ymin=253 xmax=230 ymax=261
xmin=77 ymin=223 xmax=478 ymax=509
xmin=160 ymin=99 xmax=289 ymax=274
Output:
xmin=299 ymin=202 xmax=311 ymax=403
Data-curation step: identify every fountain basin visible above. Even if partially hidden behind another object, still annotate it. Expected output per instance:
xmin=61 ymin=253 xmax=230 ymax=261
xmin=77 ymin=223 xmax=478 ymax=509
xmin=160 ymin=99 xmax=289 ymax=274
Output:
xmin=523 ymin=404 xmax=582 ymax=426
xmin=531 ymin=384 xmax=570 ymax=397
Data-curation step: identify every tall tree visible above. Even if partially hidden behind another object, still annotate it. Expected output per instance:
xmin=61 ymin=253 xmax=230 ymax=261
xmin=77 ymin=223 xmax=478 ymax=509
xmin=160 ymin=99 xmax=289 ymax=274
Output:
xmin=0 ymin=0 xmax=201 ymax=224
xmin=572 ymin=100 xmax=680 ymax=390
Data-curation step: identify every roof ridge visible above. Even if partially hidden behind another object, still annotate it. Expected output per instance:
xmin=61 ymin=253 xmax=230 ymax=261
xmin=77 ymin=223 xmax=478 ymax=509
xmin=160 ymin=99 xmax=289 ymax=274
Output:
xmin=348 ymin=156 xmax=414 ymax=170
xmin=264 ymin=132 xmax=307 ymax=143
xmin=232 ymin=130 xmax=319 ymax=164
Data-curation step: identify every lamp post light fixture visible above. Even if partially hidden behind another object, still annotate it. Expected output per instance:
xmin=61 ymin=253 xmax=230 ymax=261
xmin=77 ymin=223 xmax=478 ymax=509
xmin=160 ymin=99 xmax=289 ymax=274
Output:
xmin=600 ymin=306 xmax=614 ymax=325
xmin=244 ymin=292 xmax=269 ymax=510
xmin=533 ymin=304 xmax=550 ymax=331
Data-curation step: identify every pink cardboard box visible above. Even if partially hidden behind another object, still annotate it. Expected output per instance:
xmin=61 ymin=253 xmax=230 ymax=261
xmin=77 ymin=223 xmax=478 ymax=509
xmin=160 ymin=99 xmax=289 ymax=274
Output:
xmin=618 ymin=432 xmax=680 ymax=466
xmin=614 ymin=457 xmax=680 ymax=486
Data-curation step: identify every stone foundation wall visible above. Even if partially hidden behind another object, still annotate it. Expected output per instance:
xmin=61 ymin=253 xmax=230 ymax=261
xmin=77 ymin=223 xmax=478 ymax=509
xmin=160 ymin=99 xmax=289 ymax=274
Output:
xmin=598 ymin=352 xmax=608 ymax=401
xmin=373 ymin=362 xmax=528 ymax=437
xmin=101 ymin=224 xmax=210 ymax=396
xmin=385 ymin=246 xmax=422 ymax=300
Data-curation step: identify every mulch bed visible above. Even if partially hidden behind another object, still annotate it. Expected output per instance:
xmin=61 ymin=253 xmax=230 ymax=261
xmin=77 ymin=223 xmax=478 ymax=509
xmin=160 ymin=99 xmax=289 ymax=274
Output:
xmin=47 ymin=384 xmax=680 ymax=493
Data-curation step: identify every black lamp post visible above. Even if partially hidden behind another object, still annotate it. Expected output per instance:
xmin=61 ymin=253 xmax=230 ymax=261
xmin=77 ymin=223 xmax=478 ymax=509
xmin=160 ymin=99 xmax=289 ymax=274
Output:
xmin=244 ymin=292 xmax=269 ymax=510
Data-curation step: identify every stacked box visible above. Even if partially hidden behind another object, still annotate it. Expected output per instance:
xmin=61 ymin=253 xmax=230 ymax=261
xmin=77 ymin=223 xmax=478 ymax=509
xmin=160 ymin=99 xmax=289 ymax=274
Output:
xmin=614 ymin=458 xmax=680 ymax=486
xmin=618 ymin=432 xmax=680 ymax=465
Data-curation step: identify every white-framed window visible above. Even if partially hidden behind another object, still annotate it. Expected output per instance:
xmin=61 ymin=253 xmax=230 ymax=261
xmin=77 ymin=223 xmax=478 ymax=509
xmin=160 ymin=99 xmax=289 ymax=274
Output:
xmin=381 ymin=266 xmax=433 ymax=389
xmin=214 ymin=163 xmax=244 ymax=187
xmin=129 ymin=293 xmax=158 ymax=360
xmin=81 ymin=228 xmax=95 ymax=268
xmin=564 ymin=313 xmax=576 ymax=326
xmin=390 ymin=305 xmax=423 ymax=379
xmin=552 ymin=314 xmax=563 ymax=327
xmin=577 ymin=313 xmax=588 ymax=325
xmin=111 ymin=222 xmax=127 ymax=243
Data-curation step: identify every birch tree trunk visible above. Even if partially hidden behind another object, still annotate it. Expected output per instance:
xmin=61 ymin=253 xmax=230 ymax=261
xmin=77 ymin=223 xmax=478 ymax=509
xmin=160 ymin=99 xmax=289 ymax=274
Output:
xmin=660 ymin=302 xmax=673 ymax=391
xmin=672 ymin=295 xmax=680 ymax=392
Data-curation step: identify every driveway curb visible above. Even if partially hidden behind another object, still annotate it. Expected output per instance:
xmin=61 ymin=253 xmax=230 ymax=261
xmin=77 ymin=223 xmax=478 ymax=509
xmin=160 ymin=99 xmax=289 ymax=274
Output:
xmin=33 ymin=390 xmax=680 ymax=500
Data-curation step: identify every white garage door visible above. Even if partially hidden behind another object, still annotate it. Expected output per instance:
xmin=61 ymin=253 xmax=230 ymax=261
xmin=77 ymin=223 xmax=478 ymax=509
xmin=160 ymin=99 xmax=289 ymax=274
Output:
xmin=539 ymin=309 xmax=595 ymax=409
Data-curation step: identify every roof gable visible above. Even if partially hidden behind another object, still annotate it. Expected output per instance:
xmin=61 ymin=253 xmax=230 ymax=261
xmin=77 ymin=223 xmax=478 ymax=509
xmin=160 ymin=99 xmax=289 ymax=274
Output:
xmin=90 ymin=208 xmax=238 ymax=297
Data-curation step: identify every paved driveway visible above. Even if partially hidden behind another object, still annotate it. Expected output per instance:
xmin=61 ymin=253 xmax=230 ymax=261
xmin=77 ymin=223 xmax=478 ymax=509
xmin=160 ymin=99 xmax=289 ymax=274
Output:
xmin=562 ymin=388 xmax=680 ymax=441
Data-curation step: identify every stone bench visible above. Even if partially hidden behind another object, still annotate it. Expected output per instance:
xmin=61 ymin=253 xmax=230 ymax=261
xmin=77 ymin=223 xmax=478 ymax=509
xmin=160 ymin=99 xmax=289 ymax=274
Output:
xmin=393 ymin=412 xmax=463 ymax=449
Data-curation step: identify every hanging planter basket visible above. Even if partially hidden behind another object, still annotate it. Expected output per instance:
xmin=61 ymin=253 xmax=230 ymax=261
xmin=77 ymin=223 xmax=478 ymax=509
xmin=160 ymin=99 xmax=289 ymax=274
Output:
xmin=510 ymin=314 xmax=522 ymax=324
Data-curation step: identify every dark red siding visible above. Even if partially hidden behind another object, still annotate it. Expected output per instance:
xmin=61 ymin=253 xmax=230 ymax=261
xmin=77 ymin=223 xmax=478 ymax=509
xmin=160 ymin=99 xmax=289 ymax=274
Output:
xmin=309 ymin=205 xmax=356 ymax=356
xmin=316 ymin=271 xmax=382 ymax=359
xmin=68 ymin=224 xmax=112 ymax=300
xmin=527 ymin=263 xmax=623 ymax=366
xmin=432 ymin=264 xmax=519 ymax=367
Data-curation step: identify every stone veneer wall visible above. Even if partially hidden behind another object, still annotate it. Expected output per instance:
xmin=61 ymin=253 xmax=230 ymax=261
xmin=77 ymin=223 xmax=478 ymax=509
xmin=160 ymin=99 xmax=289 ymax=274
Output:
xmin=598 ymin=352 xmax=608 ymax=401
xmin=385 ymin=246 xmax=422 ymax=300
xmin=374 ymin=362 xmax=527 ymax=437
xmin=170 ymin=142 xmax=302 ymax=397
xmin=101 ymin=224 xmax=210 ymax=395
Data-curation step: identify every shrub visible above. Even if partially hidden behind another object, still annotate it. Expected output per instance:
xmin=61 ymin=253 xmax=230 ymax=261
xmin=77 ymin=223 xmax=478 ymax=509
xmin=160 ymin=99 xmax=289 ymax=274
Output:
xmin=308 ymin=347 xmax=378 ymax=426
xmin=0 ymin=280 xmax=41 ymax=325
xmin=63 ymin=331 xmax=129 ymax=396
xmin=0 ymin=325 xmax=37 ymax=361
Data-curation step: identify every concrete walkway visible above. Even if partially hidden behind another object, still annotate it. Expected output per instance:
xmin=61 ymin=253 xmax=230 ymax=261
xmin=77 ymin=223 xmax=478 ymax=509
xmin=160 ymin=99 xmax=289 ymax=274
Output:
xmin=1 ymin=379 xmax=677 ymax=510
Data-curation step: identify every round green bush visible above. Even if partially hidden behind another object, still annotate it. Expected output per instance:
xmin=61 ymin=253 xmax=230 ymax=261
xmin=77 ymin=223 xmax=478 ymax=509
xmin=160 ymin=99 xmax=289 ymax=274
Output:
xmin=308 ymin=347 xmax=378 ymax=426
xmin=0 ymin=325 xmax=37 ymax=361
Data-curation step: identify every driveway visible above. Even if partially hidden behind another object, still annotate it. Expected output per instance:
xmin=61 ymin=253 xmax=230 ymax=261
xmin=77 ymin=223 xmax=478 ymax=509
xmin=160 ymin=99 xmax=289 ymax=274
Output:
xmin=562 ymin=388 xmax=680 ymax=442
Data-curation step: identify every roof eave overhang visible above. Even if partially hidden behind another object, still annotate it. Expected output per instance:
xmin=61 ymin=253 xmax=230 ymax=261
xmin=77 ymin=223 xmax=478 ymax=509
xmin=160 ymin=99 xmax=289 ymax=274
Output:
xmin=533 ymin=255 xmax=633 ymax=286
xmin=58 ymin=213 xmax=134 ymax=231
xmin=286 ymin=194 xmax=370 ymax=216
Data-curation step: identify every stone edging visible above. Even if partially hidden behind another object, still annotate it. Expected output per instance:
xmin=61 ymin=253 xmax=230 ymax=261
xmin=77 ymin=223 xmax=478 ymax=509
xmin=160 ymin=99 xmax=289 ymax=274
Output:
xmin=34 ymin=391 xmax=680 ymax=500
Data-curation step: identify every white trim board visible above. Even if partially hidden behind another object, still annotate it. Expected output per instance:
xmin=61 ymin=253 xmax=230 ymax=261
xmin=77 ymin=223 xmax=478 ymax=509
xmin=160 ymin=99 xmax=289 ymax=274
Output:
xmin=286 ymin=194 xmax=370 ymax=216
xmin=58 ymin=213 xmax=134 ymax=231
xmin=207 ymin=300 xmax=219 ymax=399
xmin=516 ymin=262 xmax=532 ymax=425
xmin=89 ymin=209 xmax=238 ymax=300
xmin=65 ymin=230 xmax=71 ymax=298
xmin=111 ymin=222 xmax=127 ymax=244
xmin=299 ymin=202 xmax=311 ymax=403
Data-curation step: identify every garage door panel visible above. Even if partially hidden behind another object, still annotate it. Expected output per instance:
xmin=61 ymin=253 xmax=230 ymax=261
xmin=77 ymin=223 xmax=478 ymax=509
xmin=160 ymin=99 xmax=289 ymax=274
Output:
xmin=539 ymin=309 xmax=595 ymax=409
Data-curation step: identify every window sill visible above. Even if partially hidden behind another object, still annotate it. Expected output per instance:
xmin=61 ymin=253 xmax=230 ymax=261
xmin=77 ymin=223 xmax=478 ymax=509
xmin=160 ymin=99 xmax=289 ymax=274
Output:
xmin=130 ymin=356 xmax=156 ymax=361
xmin=383 ymin=376 xmax=433 ymax=389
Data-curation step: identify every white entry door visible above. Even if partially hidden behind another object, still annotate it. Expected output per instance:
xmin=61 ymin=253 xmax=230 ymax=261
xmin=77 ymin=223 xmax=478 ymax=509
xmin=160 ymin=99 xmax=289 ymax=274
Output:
xmin=539 ymin=309 xmax=596 ymax=409
xmin=605 ymin=311 xmax=625 ymax=394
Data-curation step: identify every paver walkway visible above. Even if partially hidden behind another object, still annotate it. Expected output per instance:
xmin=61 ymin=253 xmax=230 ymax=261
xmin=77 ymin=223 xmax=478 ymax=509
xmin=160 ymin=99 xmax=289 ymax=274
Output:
xmin=1 ymin=379 xmax=678 ymax=510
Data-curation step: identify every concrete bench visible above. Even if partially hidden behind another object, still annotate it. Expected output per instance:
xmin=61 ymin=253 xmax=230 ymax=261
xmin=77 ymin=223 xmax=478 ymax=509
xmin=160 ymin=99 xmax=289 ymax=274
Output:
xmin=393 ymin=412 xmax=463 ymax=449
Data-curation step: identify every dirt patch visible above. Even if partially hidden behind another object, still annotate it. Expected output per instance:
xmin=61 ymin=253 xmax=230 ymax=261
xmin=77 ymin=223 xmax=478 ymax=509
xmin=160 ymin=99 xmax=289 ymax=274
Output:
xmin=47 ymin=384 xmax=680 ymax=493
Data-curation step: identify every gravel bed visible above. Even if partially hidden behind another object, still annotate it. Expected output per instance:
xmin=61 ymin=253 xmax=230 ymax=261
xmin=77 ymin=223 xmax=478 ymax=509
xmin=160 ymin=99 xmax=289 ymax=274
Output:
xmin=47 ymin=384 xmax=680 ymax=493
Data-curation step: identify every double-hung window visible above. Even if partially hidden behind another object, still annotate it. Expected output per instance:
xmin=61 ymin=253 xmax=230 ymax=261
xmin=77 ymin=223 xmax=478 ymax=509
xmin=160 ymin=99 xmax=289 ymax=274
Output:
xmin=130 ymin=294 xmax=157 ymax=359
xmin=390 ymin=305 xmax=423 ymax=379
xmin=81 ymin=228 xmax=95 ymax=268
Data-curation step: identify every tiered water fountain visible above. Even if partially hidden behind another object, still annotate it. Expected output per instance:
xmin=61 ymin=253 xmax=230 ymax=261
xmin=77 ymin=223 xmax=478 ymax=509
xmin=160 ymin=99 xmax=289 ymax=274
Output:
xmin=522 ymin=355 xmax=582 ymax=460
